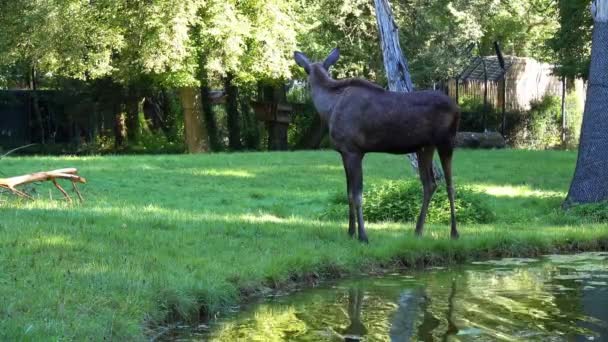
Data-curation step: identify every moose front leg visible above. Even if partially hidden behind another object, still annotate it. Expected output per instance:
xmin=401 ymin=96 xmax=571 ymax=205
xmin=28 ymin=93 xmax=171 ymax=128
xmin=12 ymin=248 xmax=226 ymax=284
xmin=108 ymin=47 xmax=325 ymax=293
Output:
xmin=341 ymin=153 xmax=357 ymax=238
xmin=343 ymin=152 xmax=368 ymax=243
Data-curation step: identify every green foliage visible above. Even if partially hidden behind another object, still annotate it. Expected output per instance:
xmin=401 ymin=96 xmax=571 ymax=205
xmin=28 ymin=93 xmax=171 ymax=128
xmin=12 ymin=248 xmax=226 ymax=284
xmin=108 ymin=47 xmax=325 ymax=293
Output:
xmin=393 ymin=0 xmax=558 ymax=87
xmin=559 ymin=201 xmax=608 ymax=224
xmin=513 ymin=95 xmax=562 ymax=149
xmin=323 ymin=180 xmax=494 ymax=224
xmin=195 ymin=0 xmax=299 ymax=85
xmin=296 ymin=0 xmax=384 ymax=81
xmin=547 ymin=0 xmax=593 ymax=79
xmin=509 ymin=94 xmax=583 ymax=150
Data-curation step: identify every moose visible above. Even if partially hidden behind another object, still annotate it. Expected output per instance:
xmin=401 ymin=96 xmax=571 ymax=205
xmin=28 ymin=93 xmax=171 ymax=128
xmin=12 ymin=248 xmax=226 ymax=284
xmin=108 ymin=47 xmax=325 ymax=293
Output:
xmin=294 ymin=48 xmax=460 ymax=243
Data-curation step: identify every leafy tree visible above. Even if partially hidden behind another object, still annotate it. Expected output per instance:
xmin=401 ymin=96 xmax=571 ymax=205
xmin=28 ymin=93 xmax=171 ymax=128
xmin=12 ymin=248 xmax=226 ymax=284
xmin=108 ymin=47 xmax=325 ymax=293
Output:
xmin=548 ymin=0 xmax=593 ymax=79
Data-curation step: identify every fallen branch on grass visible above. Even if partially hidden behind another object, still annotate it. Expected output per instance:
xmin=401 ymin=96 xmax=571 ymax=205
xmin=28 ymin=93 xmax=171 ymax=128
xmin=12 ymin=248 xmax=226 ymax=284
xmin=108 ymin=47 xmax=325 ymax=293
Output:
xmin=0 ymin=144 xmax=37 ymax=160
xmin=0 ymin=168 xmax=86 ymax=202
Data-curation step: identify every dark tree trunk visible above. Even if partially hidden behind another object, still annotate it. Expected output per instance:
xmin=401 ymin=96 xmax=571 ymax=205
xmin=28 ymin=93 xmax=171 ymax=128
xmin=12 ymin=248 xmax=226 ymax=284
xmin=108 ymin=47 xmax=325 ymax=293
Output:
xmin=239 ymin=91 xmax=260 ymax=150
xmin=224 ymin=73 xmax=242 ymax=151
xmin=561 ymin=76 xmax=567 ymax=145
xmin=296 ymin=114 xmax=328 ymax=149
xmin=29 ymin=64 xmax=45 ymax=144
xmin=198 ymin=56 xmax=221 ymax=151
xmin=565 ymin=1 xmax=608 ymax=206
xmin=159 ymin=89 xmax=177 ymax=139
xmin=114 ymin=106 xmax=126 ymax=149
xmin=143 ymin=96 xmax=168 ymax=135
xmin=373 ymin=0 xmax=443 ymax=180
xmin=125 ymin=87 xmax=141 ymax=143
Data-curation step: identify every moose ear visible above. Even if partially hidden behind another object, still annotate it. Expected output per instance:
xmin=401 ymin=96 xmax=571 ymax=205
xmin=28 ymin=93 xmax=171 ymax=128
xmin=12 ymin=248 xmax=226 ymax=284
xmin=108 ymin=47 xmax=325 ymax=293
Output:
xmin=323 ymin=48 xmax=340 ymax=70
xmin=294 ymin=51 xmax=311 ymax=74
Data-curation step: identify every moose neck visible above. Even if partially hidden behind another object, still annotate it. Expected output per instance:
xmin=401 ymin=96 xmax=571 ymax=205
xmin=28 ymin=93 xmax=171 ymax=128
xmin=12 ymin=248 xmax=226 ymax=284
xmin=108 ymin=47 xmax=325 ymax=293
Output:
xmin=308 ymin=67 xmax=342 ymax=122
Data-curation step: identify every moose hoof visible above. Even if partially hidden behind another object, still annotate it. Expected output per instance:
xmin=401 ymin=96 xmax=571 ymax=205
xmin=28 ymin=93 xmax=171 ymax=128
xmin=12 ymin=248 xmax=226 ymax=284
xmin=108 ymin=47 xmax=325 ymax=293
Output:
xmin=358 ymin=236 xmax=369 ymax=244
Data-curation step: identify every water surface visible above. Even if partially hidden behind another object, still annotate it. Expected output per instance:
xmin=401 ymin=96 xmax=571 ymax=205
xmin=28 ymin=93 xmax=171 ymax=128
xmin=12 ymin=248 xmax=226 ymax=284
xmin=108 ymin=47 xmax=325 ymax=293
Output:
xmin=170 ymin=252 xmax=608 ymax=341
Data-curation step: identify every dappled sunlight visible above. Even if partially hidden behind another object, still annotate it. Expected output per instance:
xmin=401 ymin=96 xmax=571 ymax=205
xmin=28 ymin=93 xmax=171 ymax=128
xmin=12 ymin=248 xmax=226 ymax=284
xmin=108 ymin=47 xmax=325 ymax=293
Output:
xmin=188 ymin=169 xmax=256 ymax=178
xmin=61 ymin=204 xmax=338 ymax=231
xmin=211 ymin=306 xmax=307 ymax=341
xmin=75 ymin=262 xmax=111 ymax=276
xmin=474 ymin=184 xmax=564 ymax=198
xmin=30 ymin=234 xmax=77 ymax=248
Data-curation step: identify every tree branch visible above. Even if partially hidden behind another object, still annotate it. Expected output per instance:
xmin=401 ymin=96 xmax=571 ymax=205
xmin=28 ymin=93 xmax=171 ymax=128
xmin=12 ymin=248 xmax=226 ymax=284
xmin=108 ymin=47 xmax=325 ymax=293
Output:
xmin=0 ymin=168 xmax=86 ymax=202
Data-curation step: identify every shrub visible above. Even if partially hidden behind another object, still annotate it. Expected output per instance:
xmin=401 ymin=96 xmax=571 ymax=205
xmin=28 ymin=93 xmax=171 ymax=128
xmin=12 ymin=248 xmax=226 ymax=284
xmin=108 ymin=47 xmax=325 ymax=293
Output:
xmin=556 ymin=201 xmax=608 ymax=224
xmin=321 ymin=179 xmax=495 ymax=224
xmin=509 ymin=93 xmax=583 ymax=150
xmin=511 ymin=95 xmax=561 ymax=149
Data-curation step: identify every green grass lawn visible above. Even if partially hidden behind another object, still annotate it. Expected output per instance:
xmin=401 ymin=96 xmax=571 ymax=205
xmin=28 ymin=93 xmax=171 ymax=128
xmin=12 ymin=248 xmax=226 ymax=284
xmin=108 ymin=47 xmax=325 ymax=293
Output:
xmin=1 ymin=150 xmax=607 ymax=340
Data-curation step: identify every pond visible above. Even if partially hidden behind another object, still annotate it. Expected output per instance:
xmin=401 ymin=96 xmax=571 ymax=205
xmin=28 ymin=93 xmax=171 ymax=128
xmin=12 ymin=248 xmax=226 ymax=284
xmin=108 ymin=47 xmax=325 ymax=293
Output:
xmin=167 ymin=252 xmax=608 ymax=341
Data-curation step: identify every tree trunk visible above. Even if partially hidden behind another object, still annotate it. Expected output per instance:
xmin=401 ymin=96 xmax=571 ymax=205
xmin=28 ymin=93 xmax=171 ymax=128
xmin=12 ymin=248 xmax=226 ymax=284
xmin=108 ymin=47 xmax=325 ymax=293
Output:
xmin=125 ymin=87 xmax=140 ymax=144
xmin=373 ymin=0 xmax=443 ymax=180
xmin=565 ymin=0 xmax=608 ymax=206
xmin=224 ymin=73 xmax=242 ymax=151
xmin=561 ymin=76 xmax=567 ymax=145
xmin=179 ymin=87 xmax=208 ymax=153
xmin=296 ymin=114 xmax=328 ymax=149
xmin=373 ymin=0 xmax=413 ymax=93
xmin=29 ymin=64 xmax=45 ymax=144
xmin=239 ymin=90 xmax=260 ymax=150
xmin=114 ymin=109 xmax=126 ymax=149
xmin=198 ymin=55 xmax=221 ymax=151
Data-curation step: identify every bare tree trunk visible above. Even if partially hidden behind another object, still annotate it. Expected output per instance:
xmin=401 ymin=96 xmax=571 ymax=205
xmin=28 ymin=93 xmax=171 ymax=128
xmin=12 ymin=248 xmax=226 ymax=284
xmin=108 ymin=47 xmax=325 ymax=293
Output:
xmin=179 ymin=87 xmax=208 ymax=153
xmin=374 ymin=0 xmax=413 ymax=92
xmin=373 ymin=0 xmax=444 ymax=180
xmin=565 ymin=0 xmax=608 ymax=206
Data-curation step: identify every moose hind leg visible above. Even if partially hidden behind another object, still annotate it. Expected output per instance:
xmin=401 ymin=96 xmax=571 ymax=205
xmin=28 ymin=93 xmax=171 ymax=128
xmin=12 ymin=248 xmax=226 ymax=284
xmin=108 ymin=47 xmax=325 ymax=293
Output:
xmin=438 ymin=145 xmax=459 ymax=239
xmin=343 ymin=152 xmax=368 ymax=243
xmin=341 ymin=153 xmax=357 ymax=238
xmin=415 ymin=147 xmax=437 ymax=236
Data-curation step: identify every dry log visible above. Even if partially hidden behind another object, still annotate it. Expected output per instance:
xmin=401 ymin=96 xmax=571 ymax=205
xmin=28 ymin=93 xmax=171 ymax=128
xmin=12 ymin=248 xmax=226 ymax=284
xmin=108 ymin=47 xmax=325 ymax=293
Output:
xmin=0 ymin=168 xmax=86 ymax=202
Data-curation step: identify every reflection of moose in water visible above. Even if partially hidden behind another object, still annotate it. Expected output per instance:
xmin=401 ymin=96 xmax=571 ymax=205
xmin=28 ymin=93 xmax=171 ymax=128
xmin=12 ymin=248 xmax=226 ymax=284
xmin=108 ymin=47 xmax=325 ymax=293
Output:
xmin=342 ymin=288 xmax=367 ymax=341
xmin=335 ymin=282 xmax=459 ymax=341
xmin=389 ymin=282 xmax=459 ymax=341
xmin=294 ymin=48 xmax=460 ymax=243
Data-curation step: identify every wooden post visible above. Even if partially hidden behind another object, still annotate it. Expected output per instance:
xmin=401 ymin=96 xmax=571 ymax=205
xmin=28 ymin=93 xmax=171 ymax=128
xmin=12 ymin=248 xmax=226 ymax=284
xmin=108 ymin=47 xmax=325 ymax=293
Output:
xmin=481 ymin=57 xmax=488 ymax=132
xmin=455 ymin=78 xmax=460 ymax=105
xmin=501 ymin=77 xmax=507 ymax=136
